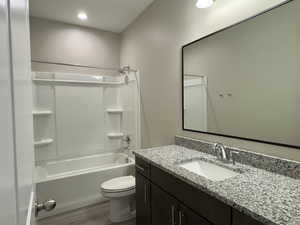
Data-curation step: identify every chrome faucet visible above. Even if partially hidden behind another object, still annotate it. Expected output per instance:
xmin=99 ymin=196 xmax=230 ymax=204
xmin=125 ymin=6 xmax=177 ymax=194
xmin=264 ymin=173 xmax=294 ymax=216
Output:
xmin=214 ymin=143 xmax=240 ymax=165
xmin=214 ymin=143 xmax=229 ymax=162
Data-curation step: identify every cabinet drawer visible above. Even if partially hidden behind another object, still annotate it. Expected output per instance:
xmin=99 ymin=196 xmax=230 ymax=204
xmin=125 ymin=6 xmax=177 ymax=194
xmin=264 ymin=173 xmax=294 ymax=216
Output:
xmin=151 ymin=165 xmax=231 ymax=225
xmin=232 ymin=209 xmax=264 ymax=225
xmin=135 ymin=156 xmax=151 ymax=178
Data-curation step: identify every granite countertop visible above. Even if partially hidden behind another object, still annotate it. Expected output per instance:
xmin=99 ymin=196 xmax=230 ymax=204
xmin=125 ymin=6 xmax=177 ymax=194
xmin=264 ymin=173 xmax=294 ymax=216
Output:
xmin=134 ymin=145 xmax=300 ymax=225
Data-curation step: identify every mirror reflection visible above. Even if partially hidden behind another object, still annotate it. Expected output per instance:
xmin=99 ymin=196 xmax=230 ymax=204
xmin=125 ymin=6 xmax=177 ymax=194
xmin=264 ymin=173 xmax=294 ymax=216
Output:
xmin=183 ymin=0 xmax=300 ymax=147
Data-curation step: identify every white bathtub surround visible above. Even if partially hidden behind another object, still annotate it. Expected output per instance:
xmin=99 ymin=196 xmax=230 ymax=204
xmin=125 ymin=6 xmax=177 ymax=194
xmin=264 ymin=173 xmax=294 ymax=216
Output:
xmin=34 ymin=139 xmax=54 ymax=147
xmin=107 ymin=132 xmax=125 ymax=139
xmin=36 ymin=153 xmax=135 ymax=218
xmin=32 ymin=71 xmax=141 ymax=162
xmin=33 ymin=110 xmax=53 ymax=115
xmin=32 ymin=71 xmax=140 ymax=218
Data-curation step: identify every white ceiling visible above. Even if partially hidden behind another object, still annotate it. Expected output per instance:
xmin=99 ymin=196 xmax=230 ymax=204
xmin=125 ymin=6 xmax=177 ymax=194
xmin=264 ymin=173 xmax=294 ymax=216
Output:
xmin=29 ymin=0 xmax=154 ymax=33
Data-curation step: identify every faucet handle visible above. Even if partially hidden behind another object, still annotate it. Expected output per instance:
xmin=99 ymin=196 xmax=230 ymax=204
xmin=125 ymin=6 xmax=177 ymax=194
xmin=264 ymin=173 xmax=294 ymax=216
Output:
xmin=230 ymin=151 xmax=240 ymax=165
xmin=213 ymin=143 xmax=221 ymax=158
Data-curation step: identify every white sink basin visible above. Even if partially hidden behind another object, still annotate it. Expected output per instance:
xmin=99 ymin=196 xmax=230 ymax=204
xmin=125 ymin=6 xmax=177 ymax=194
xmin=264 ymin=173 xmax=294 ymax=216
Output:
xmin=178 ymin=160 xmax=240 ymax=181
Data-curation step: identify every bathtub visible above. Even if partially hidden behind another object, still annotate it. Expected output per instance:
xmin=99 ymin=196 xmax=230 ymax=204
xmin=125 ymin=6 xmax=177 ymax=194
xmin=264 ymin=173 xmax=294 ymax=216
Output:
xmin=35 ymin=153 xmax=135 ymax=218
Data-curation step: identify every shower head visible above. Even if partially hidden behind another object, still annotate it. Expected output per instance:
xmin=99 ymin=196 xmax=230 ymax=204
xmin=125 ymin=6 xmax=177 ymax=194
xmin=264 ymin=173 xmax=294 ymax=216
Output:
xmin=119 ymin=65 xmax=131 ymax=74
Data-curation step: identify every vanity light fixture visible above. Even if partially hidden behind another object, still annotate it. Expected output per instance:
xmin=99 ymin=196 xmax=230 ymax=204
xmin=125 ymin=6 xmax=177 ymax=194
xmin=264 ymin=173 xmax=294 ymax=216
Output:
xmin=77 ymin=11 xmax=88 ymax=21
xmin=196 ymin=0 xmax=215 ymax=8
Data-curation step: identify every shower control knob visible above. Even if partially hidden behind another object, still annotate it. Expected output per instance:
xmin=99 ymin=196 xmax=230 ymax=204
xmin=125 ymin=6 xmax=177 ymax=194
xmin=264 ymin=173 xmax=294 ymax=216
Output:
xmin=35 ymin=199 xmax=56 ymax=217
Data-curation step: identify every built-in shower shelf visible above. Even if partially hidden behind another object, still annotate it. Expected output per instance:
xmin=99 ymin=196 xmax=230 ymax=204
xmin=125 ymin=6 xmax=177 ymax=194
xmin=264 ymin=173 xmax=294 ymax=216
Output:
xmin=106 ymin=108 xmax=124 ymax=114
xmin=107 ymin=133 xmax=124 ymax=139
xmin=34 ymin=139 xmax=54 ymax=147
xmin=33 ymin=110 xmax=53 ymax=116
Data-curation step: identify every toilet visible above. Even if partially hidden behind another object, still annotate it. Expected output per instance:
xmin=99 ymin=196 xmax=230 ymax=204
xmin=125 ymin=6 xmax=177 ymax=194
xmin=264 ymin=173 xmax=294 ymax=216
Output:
xmin=101 ymin=176 xmax=136 ymax=223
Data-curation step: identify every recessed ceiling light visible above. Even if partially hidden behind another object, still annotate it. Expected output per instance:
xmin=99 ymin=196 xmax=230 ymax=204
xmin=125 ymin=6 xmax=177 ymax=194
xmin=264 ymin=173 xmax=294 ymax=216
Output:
xmin=196 ymin=0 xmax=215 ymax=8
xmin=77 ymin=12 xmax=88 ymax=21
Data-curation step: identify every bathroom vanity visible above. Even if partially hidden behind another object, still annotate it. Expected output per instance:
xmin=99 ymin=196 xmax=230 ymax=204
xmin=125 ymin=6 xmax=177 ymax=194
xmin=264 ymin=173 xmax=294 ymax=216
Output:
xmin=134 ymin=140 xmax=300 ymax=225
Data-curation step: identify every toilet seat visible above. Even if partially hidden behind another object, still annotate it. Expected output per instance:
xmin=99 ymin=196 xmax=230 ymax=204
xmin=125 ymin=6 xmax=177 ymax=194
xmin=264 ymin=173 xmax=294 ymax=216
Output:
xmin=102 ymin=186 xmax=135 ymax=193
xmin=101 ymin=176 xmax=135 ymax=192
xmin=101 ymin=176 xmax=135 ymax=193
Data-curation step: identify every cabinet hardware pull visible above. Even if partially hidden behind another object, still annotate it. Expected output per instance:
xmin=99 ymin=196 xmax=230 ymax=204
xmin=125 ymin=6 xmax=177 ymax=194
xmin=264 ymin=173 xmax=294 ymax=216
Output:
xmin=179 ymin=211 xmax=183 ymax=225
xmin=136 ymin=164 xmax=145 ymax=172
xmin=144 ymin=184 xmax=147 ymax=204
xmin=171 ymin=205 xmax=176 ymax=225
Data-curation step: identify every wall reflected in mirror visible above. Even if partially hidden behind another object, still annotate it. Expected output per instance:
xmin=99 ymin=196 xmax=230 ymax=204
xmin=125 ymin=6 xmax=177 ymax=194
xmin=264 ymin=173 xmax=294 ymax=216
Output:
xmin=182 ymin=0 xmax=300 ymax=148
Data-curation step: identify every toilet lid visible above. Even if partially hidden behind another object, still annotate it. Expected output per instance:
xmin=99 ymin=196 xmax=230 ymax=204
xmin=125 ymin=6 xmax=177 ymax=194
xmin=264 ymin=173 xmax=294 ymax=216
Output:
xmin=101 ymin=176 xmax=135 ymax=192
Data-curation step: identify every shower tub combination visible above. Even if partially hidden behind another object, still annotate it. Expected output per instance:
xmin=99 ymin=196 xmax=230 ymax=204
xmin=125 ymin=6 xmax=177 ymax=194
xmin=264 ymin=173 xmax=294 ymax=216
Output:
xmin=32 ymin=71 xmax=140 ymax=218
xmin=36 ymin=153 xmax=135 ymax=218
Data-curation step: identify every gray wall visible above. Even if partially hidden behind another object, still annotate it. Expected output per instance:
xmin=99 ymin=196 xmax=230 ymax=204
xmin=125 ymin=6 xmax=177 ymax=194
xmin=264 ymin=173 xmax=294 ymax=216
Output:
xmin=121 ymin=0 xmax=300 ymax=161
xmin=184 ymin=0 xmax=300 ymax=147
xmin=30 ymin=17 xmax=121 ymax=74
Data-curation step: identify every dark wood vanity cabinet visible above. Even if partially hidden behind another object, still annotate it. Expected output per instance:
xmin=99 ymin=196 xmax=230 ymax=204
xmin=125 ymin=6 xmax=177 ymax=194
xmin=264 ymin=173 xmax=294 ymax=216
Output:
xmin=150 ymin=165 xmax=230 ymax=225
xmin=232 ymin=209 xmax=264 ymax=225
xmin=151 ymin=183 xmax=211 ymax=225
xmin=135 ymin=156 xmax=264 ymax=225
xmin=179 ymin=204 xmax=213 ymax=225
xmin=151 ymin=183 xmax=178 ymax=225
xmin=136 ymin=172 xmax=151 ymax=225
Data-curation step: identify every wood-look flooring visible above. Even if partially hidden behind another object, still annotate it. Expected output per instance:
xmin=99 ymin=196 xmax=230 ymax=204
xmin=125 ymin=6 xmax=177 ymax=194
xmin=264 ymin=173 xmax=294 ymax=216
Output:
xmin=37 ymin=203 xmax=136 ymax=225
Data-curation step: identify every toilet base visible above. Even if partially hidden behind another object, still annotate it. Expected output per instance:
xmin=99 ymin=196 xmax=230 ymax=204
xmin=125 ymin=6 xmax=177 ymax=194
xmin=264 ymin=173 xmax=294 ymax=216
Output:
xmin=109 ymin=195 xmax=136 ymax=223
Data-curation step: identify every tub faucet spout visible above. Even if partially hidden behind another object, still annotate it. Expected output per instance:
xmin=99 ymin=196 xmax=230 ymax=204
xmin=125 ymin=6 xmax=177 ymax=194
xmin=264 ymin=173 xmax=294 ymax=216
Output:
xmin=122 ymin=135 xmax=131 ymax=150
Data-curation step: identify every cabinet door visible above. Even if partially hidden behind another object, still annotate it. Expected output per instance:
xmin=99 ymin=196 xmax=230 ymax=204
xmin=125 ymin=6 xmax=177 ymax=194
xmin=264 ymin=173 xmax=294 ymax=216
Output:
xmin=232 ymin=209 xmax=264 ymax=225
xmin=179 ymin=205 xmax=212 ymax=225
xmin=136 ymin=172 xmax=151 ymax=225
xmin=151 ymin=184 xmax=179 ymax=225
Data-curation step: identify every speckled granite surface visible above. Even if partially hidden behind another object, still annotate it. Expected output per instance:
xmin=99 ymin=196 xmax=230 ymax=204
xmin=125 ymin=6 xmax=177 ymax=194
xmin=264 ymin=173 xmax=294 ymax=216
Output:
xmin=134 ymin=145 xmax=300 ymax=225
xmin=175 ymin=136 xmax=300 ymax=179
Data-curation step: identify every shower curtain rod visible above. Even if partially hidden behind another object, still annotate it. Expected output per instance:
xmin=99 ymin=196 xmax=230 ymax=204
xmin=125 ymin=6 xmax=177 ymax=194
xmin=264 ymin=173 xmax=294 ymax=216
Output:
xmin=31 ymin=60 xmax=137 ymax=73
